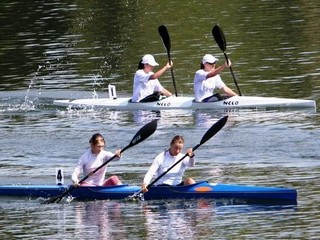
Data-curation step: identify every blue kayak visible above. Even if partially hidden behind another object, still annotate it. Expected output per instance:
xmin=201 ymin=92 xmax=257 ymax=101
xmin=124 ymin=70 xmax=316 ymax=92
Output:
xmin=0 ymin=181 xmax=297 ymax=204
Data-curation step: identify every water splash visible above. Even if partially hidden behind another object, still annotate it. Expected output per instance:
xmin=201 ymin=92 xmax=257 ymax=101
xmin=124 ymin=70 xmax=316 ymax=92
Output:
xmin=91 ymin=74 xmax=103 ymax=99
xmin=17 ymin=65 xmax=44 ymax=111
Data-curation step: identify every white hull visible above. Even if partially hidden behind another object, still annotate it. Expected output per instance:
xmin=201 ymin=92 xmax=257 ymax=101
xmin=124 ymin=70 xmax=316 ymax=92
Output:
xmin=53 ymin=95 xmax=316 ymax=110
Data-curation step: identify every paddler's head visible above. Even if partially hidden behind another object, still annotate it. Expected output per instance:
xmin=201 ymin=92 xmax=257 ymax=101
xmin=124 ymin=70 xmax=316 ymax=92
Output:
xmin=89 ymin=133 xmax=105 ymax=154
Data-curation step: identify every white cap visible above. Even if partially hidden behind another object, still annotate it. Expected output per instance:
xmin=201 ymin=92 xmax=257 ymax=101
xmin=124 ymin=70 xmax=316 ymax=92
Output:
xmin=141 ymin=54 xmax=159 ymax=66
xmin=202 ymin=54 xmax=218 ymax=64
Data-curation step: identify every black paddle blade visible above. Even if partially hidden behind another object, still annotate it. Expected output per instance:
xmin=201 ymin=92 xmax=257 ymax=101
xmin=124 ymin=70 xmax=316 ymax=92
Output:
xmin=43 ymin=196 xmax=60 ymax=204
xmin=212 ymin=24 xmax=227 ymax=52
xmin=158 ymin=25 xmax=171 ymax=53
xmin=199 ymin=115 xmax=228 ymax=146
xmin=43 ymin=194 xmax=64 ymax=204
xmin=43 ymin=186 xmax=74 ymax=204
xmin=128 ymin=119 xmax=158 ymax=149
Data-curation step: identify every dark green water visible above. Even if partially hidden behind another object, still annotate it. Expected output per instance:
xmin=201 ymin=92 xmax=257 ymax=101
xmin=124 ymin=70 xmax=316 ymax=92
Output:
xmin=0 ymin=1 xmax=319 ymax=239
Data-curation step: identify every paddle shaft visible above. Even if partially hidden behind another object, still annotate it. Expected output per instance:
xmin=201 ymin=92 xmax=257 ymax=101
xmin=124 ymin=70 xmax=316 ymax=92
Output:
xmin=78 ymin=153 xmax=119 ymax=184
xmin=167 ymin=51 xmax=178 ymax=97
xmin=223 ymin=52 xmax=242 ymax=96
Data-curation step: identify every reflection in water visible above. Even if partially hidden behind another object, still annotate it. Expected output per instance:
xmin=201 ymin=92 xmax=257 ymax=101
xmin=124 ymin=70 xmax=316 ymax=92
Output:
xmin=73 ymin=201 xmax=125 ymax=240
xmin=131 ymin=109 xmax=196 ymax=126
xmin=142 ymin=199 xmax=215 ymax=239
xmin=132 ymin=109 xmax=226 ymax=127
xmin=130 ymin=108 xmax=318 ymax=129
xmin=141 ymin=199 xmax=297 ymax=239
xmin=132 ymin=110 xmax=161 ymax=125
xmin=194 ymin=110 xmax=222 ymax=128
xmin=0 ymin=197 xmax=299 ymax=239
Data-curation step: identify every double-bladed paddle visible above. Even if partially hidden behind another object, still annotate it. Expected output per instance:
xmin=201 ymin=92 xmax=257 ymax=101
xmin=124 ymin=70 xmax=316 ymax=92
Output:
xmin=212 ymin=24 xmax=242 ymax=96
xmin=128 ymin=115 xmax=228 ymax=200
xmin=43 ymin=119 xmax=158 ymax=204
xmin=158 ymin=25 xmax=178 ymax=97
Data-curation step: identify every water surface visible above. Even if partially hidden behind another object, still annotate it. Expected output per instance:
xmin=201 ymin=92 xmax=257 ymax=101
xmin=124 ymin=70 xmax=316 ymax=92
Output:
xmin=0 ymin=0 xmax=319 ymax=239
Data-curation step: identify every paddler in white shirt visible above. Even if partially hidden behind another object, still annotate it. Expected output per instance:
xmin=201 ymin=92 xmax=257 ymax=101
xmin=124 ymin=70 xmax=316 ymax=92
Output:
xmin=131 ymin=54 xmax=173 ymax=103
xmin=141 ymin=135 xmax=195 ymax=192
xmin=72 ymin=133 xmax=122 ymax=186
xmin=194 ymin=54 xmax=238 ymax=102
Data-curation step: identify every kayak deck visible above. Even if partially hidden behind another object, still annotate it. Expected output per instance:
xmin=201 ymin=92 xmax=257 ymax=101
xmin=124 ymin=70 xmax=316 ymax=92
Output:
xmin=0 ymin=181 xmax=297 ymax=205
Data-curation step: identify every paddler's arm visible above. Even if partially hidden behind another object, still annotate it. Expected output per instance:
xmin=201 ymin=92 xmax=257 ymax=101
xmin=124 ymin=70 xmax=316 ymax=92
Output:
xmin=141 ymin=156 xmax=161 ymax=193
xmin=71 ymin=167 xmax=81 ymax=187
xmin=186 ymin=148 xmax=195 ymax=166
xmin=150 ymin=61 xmax=173 ymax=80
xmin=220 ymin=86 xmax=238 ymax=97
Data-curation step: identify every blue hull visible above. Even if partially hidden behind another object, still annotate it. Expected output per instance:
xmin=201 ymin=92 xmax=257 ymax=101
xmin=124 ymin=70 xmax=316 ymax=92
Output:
xmin=0 ymin=184 xmax=140 ymax=200
xmin=144 ymin=181 xmax=297 ymax=204
xmin=0 ymin=181 xmax=297 ymax=204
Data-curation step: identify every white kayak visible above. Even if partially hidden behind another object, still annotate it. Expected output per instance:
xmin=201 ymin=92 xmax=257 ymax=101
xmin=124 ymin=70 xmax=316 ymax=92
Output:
xmin=53 ymin=84 xmax=316 ymax=110
xmin=53 ymin=95 xmax=315 ymax=110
